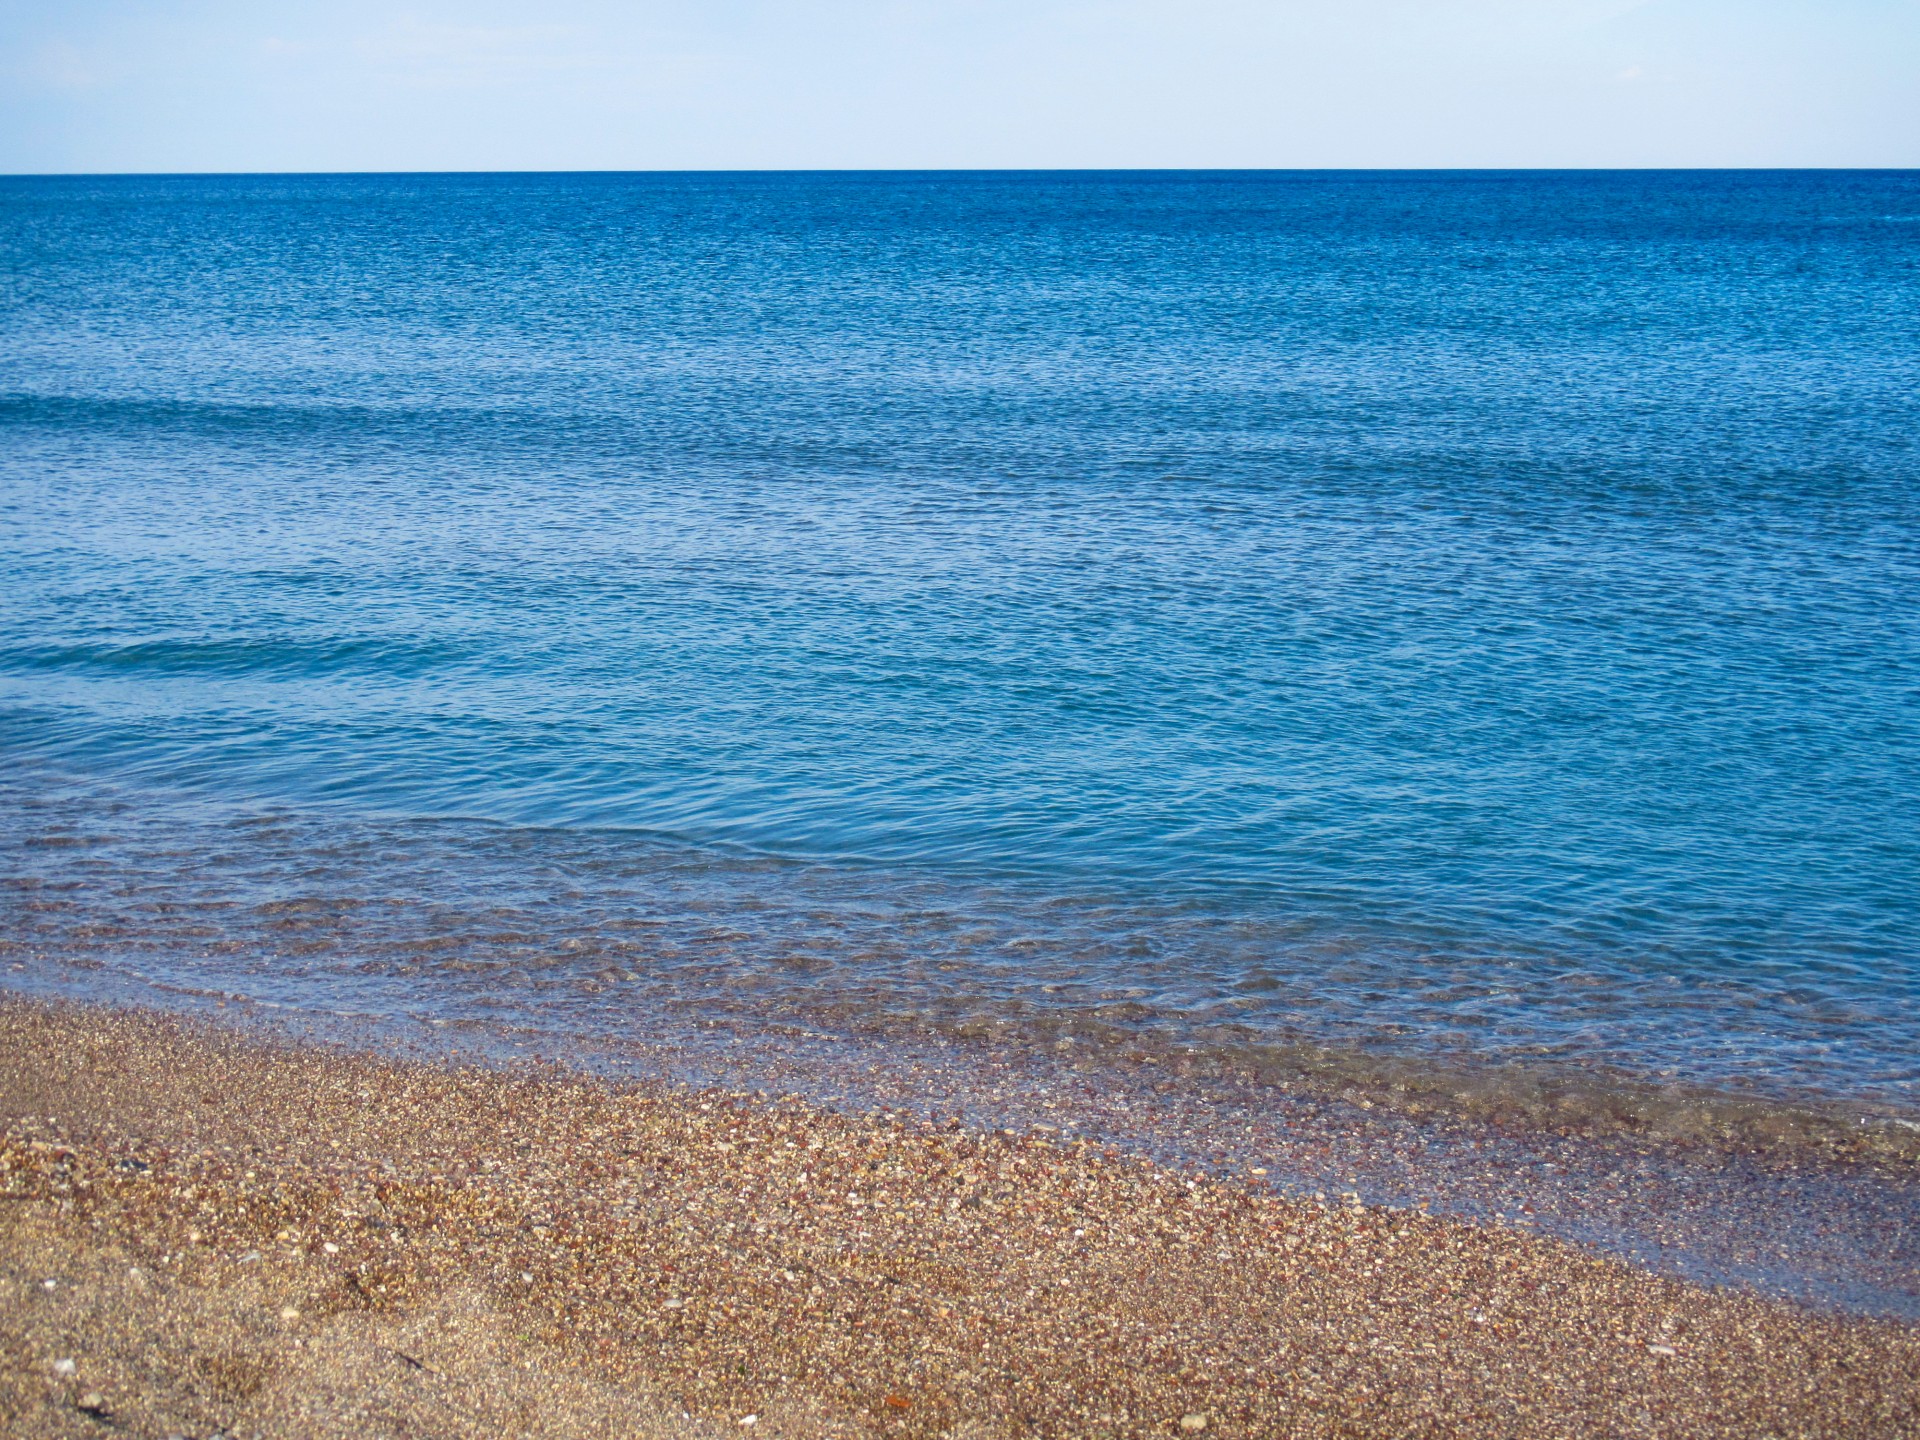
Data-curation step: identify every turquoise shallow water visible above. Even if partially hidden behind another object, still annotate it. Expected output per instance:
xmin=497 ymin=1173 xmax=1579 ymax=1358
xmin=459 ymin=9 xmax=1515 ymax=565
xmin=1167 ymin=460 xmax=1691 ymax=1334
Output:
xmin=2 ymin=171 xmax=1918 ymax=1115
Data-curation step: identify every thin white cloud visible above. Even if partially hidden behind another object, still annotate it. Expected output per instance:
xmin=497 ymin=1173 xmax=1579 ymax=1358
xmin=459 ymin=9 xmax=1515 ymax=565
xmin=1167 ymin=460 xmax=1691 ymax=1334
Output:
xmin=21 ymin=40 xmax=118 ymax=91
xmin=353 ymin=19 xmax=602 ymax=77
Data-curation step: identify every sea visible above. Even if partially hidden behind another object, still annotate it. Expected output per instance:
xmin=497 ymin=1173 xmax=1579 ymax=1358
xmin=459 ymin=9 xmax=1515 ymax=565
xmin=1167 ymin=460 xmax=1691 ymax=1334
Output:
xmin=3 ymin=170 xmax=1918 ymax=1307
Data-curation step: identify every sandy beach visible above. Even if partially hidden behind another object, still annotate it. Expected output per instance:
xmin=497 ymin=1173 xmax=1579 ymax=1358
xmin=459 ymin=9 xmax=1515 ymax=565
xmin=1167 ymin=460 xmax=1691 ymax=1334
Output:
xmin=2 ymin=998 xmax=1914 ymax=1439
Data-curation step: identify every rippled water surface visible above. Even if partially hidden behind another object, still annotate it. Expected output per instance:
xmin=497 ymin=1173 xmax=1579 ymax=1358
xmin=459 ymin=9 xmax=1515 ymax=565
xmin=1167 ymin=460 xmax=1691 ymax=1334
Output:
xmin=3 ymin=170 xmax=1918 ymax=1118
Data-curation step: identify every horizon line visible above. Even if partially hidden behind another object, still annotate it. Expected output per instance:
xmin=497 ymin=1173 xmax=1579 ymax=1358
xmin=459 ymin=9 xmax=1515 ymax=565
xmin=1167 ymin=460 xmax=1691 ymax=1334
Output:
xmin=5 ymin=164 xmax=1918 ymax=180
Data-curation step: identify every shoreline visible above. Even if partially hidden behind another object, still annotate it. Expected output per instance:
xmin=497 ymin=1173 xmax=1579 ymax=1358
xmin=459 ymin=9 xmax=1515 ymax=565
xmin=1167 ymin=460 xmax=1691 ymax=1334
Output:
xmin=4 ymin=997 xmax=1917 ymax=1438
xmin=13 ymin=960 xmax=1920 ymax=1319
xmin=9 ymin=762 xmax=1920 ymax=1165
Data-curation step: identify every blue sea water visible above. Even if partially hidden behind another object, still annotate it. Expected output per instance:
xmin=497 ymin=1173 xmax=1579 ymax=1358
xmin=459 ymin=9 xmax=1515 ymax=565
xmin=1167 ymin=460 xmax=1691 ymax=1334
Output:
xmin=3 ymin=170 xmax=1918 ymax=1118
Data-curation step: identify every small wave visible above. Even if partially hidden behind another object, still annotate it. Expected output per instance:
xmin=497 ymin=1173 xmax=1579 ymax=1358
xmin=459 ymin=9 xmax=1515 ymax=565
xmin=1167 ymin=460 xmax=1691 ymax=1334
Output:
xmin=0 ymin=635 xmax=468 ymax=682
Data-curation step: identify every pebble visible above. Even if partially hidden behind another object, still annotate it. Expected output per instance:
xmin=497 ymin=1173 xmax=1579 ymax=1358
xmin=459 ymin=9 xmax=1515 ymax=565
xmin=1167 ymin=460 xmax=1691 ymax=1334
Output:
xmin=2 ymin=997 xmax=1913 ymax=1440
xmin=52 ymin=1358 xmax=76 ymax=1376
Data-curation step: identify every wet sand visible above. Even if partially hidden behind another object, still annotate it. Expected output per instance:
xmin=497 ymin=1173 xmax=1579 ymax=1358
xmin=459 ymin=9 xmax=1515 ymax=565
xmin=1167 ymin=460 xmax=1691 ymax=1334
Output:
xmin=2 ymin=999 xmax=1915 ymax=1438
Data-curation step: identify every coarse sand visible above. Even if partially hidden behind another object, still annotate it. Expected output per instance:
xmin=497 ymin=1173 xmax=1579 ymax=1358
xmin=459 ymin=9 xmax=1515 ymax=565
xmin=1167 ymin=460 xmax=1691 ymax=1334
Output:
xmin=2 ymin=998 xmax=1914 ymax=1438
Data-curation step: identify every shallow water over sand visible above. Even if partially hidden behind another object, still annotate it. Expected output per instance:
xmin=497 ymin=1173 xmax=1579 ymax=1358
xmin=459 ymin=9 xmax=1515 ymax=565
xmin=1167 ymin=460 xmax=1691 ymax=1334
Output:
xmin=5 ymin=764 xmax=1919 ymax=1135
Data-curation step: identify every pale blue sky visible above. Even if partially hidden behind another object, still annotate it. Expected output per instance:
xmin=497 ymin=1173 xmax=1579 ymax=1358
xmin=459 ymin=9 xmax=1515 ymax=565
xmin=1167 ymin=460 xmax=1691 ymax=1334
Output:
xmin=2 ymin=1 xmax=1916 ymax=172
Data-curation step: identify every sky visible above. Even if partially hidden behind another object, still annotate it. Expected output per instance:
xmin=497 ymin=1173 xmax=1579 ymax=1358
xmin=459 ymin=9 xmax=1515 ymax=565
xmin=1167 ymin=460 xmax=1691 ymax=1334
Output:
xmin=0 ymin=1 xmax=1916 ymax=173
